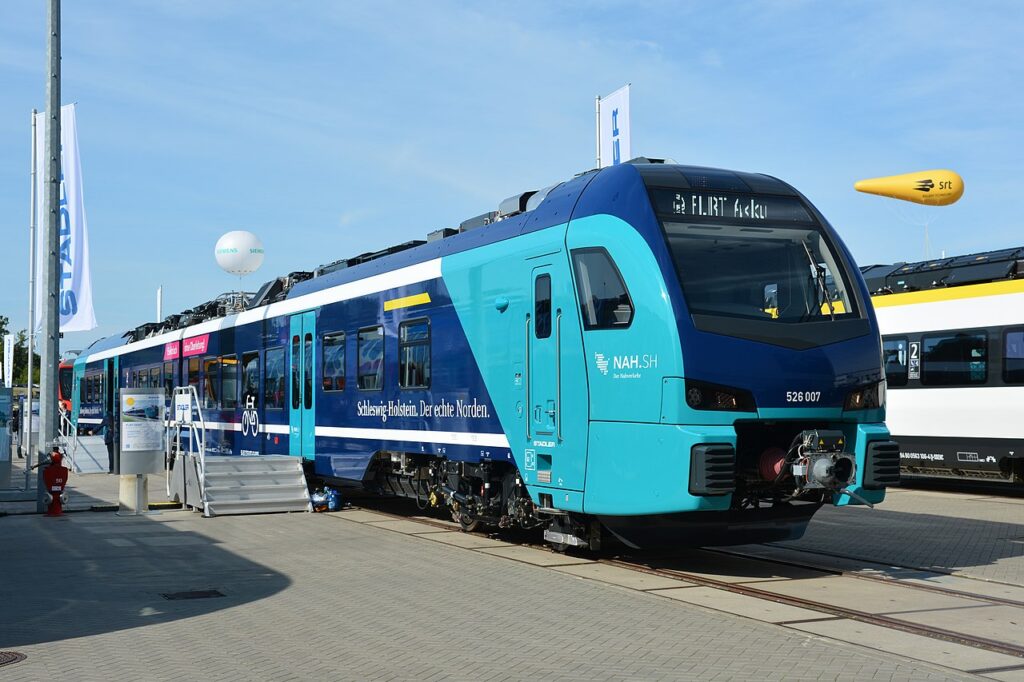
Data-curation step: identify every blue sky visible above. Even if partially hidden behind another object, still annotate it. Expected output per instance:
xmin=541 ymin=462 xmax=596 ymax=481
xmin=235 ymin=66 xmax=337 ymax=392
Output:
xmin=2 ymin=1 xmax=1022 ymax=349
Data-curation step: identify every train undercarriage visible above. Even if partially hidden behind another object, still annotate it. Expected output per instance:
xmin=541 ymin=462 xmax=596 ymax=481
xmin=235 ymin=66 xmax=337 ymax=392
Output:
xmin=313 ymin=425 xmax=872 ymax=551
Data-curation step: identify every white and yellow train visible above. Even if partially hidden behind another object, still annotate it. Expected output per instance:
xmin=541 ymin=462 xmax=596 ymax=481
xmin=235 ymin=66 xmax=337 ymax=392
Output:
xmin=863 ymin=247 xmax=1024 ymax=484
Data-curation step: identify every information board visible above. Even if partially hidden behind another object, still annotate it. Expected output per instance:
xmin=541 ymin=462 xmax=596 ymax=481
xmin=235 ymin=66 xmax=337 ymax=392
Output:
xmin=119 ymin=388 xmax=165 ymax=475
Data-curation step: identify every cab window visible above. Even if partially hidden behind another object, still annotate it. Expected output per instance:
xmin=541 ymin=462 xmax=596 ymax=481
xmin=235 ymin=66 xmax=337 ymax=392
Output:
xmin=571 ymin=248 xmax=634 ymax=329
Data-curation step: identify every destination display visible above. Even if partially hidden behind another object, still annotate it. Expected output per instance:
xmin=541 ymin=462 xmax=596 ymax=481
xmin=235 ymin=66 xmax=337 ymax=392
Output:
xmin=650 ymin=189 xmax=815 ymax=224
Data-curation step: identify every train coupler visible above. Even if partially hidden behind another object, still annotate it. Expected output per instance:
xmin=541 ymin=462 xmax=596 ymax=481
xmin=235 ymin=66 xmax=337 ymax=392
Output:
xmin=791 ymin=429 xmax=873 ymax=508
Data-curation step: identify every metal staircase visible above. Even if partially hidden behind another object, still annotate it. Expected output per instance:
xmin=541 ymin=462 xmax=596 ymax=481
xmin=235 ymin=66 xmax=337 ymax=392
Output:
xmin=202 ymin=456 xmax=311 ymax=516
xmin=167 ymin=387 xmax=310 ymax=517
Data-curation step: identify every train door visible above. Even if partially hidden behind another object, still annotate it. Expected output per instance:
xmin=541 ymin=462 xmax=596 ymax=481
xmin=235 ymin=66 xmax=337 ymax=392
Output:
xmin=106 ymin=357 xmax=117 ymax=414
xmin=288 ymin=312 xmax=316 ymax=460
xmin=71 ymin=361 xmax=84 ymax=425
xmin=238 ymin=351 xmax=263 ymax=456
xmin=527 ymin=265 xmax=582 ymax=490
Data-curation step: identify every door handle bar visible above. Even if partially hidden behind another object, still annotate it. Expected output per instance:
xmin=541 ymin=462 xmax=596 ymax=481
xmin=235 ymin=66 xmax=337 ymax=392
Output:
xmin=556 ymin=309 xmax=562 ymax=442
xmin=525 ymin=314 xmax=531 ymax=441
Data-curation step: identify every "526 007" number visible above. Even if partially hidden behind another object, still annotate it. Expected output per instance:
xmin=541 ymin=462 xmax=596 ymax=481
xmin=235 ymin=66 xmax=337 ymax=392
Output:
xmin=786 ymin=391 xmax=821 ymax=403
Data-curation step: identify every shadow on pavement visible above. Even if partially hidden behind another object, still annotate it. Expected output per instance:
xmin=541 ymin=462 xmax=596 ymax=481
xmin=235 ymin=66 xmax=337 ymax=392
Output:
xmin=0 ymin=486 xmax=291 ymax=647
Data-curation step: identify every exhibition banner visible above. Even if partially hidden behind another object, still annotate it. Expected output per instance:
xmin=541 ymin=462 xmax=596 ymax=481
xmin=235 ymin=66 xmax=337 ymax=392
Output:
xmin=34 ymin=103 xmax=97 ymax=333
xmin=599 ymin=84 xmax=632 ymax=168
xmin=2 ymin=334 xmax=11 ymax=388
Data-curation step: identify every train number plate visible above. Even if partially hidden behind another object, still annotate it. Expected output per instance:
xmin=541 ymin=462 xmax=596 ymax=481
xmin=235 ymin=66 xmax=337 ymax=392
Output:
xmin=785 ymin=391 xmax=821 ymax=403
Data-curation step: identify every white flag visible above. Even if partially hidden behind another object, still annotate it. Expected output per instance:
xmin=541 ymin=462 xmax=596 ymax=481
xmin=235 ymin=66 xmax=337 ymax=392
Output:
xmin=599 ymin=84 xmax=632 ymax=168
xmin=3 ymin=335 xmax=12 ymax=389
xmin=34 ymin=103 xmax=97 ymax=333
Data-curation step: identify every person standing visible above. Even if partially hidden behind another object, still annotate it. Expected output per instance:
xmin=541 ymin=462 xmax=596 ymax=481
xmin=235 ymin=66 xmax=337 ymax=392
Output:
xmin=100 ymin=409 xmax=118 ymax=474
xmin=11 ymin=406 xmax=21 ymax=458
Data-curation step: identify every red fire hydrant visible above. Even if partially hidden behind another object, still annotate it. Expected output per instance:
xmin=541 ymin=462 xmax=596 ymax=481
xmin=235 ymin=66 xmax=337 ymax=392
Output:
xmin=43 ymin=450 xmax=70 ymax=517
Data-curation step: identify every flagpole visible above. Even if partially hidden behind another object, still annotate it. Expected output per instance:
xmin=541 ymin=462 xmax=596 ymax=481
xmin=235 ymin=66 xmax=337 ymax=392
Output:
xmin=595 ymin=95 xmax=601 ymax=168
xmin=37 ymin=0 xmax=61 ymax=510
xmin=25 ymin=109 xmax=37 ymax=488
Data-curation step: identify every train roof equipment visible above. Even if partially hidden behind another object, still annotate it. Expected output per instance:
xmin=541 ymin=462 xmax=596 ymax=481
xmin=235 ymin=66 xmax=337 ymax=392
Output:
xmin=861 ymin=245 xmax=1024 ymax=294
xmin=97 ymin=158 xmax=810 ymax=353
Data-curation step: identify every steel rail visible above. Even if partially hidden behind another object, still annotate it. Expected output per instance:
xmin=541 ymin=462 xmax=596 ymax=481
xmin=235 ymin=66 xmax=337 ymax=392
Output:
xmin=600 ymin=557 xmax=1024 ymax=660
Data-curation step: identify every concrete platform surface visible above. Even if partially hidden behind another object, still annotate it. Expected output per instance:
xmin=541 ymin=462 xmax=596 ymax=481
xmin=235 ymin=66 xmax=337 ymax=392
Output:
xmin=0 ymin=510 xmax=974 ymax=681
xmin=1 ymin=453 xmax=171 ymax=514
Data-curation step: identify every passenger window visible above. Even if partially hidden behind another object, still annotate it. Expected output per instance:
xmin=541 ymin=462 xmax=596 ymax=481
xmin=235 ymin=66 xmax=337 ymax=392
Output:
xmin=264 ymin=347 xmax=285 ymax=410
xmin=188 ymin=357 xmax=201 ymax=402
xmin=303 ymin=334 xmax=313 ymax=409
xmin=358 ymin=326 xmax=384 ymax=390
xmin=571 ymin=248 xmax=634 ymax=329
xmin=883 ymin=337 xmax=908 ymax=387
xmin=242 ymin=352 xmax=260 ymax=407
xmin=222 ymin=355 xmax=239 ymax=409
xmin=80 ymin=378 xmax=87 ymax=404
xmin=399 ymin=319 xmax=430 ymax=389
xmin=163 ymin=362 xmax=174 ymax=399
xmin=535 ymin=275 xmax=552 ymax=339
xmin=149 ymin=367 xmax=160 ymax=390
xmin=322 ymin=333 xmax=346 ymax=391
xmin=1004 ymin=329 xmax=1024 ymax=383
xmin=291 ymin=335 xmax=301 ymax=409
xmin=921 ymin=332 xmax=987 ymax=386
xmin=204 ymin=356 xmax=220 ymax=409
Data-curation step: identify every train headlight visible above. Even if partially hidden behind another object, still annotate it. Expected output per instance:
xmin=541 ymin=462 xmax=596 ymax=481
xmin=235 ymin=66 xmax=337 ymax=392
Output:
xmin=685 ymin=379 xmax=756 ymax=412
xmin=843 ymin=380 xmax=886 ymax=411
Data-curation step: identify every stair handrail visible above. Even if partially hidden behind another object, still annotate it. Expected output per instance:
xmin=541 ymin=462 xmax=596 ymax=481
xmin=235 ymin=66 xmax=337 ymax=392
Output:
xmin=168 ymin=385 xmax=207 ymax=511
xmin=57 ymin=408 xmax=80 ymax=472
xmin=190 ymin=384 xmax=207 ymax=509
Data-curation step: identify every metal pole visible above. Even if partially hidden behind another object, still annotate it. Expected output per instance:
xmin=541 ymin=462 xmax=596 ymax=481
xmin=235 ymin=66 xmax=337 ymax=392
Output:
xmin=156 ymin=285 xmax=162 ymax=322
xmin=25 ymin=109 xmax=37 ymax=489
xmin=37 ymin=0 xmax=61 ymax=511
xmin=595 ymin=95 xmax=601 ymax=169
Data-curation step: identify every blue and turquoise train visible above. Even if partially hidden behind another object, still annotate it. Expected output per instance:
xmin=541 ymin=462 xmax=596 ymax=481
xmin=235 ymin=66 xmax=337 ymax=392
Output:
xmin=70 ymin=159 xmax=899 ymax=548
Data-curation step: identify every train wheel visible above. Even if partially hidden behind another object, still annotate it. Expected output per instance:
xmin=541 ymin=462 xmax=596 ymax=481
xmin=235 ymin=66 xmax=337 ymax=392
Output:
xmin=458 ymin=513 xmax=480 ymax=533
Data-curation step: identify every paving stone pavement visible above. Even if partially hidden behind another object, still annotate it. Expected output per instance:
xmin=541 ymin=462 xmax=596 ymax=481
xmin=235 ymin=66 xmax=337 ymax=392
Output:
xmin=766 ymin=488 xmax=1024 ymax=586
xmin=0 ymin=510 xmax=977 ymax=681
xmin=1 ymin=453 xmax=170 ymax=514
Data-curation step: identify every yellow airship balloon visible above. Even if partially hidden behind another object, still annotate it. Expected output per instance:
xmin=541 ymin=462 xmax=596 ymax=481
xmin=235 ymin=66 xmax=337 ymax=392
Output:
xmin=854 ymin=169 xmax=964 ymax=206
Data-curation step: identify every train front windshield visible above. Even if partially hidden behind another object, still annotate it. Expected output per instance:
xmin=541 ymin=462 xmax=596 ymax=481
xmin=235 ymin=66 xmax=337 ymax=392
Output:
xmin=650 ymin=188 xmax=868 ymax=348
xmin=664 ymin=222 xmax=858 ymax=323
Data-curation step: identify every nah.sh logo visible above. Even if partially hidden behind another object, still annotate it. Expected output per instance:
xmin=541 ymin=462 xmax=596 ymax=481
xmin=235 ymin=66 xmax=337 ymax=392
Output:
xmin=594 ymin=353 xmax=609 ymax=376
xmin=613 ymin=354 xmax=658 ymax=370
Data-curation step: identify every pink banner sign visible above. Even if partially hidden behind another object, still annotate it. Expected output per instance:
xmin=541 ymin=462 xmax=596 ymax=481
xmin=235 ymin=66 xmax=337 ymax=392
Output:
xmin=163 ymin=341 xmax=180 ymax=361
xmin=182 ymin=334 xmax=210 ymax=358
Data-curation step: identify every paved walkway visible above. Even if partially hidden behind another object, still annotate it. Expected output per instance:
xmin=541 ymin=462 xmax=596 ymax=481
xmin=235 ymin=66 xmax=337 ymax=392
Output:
xmin=0 ymin=453 xmax=171 ymax=514
xmin=0 ymin=508 xmax=973 ymax=681
xmin=768 ymin=487 xmax=1024 ymax=586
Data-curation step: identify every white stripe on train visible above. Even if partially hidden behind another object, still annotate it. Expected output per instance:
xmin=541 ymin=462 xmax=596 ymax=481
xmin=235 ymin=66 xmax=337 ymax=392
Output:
xmin=83 ymin=258 xmax=443 ymax=363
xmin=198 ymin=421 xmax=510 ymax=449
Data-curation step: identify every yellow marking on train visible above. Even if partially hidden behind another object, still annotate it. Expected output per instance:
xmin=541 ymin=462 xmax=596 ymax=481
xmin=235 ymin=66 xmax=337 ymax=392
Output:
xmin=761 ymin=300 xmax=846 ymax=318
xmin=870 ymin=278 xmax=1024 ymax=308
xmin=383 ymin=292 xmax=432 ymax=311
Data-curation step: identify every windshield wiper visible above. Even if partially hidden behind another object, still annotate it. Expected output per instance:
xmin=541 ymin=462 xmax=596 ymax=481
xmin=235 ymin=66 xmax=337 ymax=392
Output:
xmin=801 ymin=240 xmax=835 ymax=321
